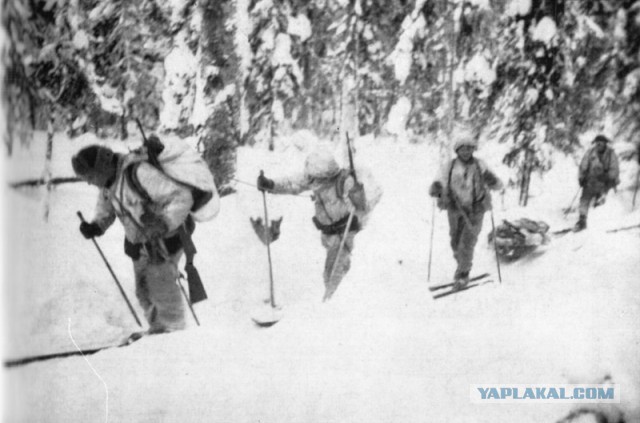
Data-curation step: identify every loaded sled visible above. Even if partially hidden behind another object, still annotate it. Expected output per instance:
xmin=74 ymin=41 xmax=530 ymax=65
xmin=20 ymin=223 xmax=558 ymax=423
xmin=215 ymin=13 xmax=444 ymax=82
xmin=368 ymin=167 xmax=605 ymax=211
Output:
xmin=488 ymin=218 xmax=550 ymax=261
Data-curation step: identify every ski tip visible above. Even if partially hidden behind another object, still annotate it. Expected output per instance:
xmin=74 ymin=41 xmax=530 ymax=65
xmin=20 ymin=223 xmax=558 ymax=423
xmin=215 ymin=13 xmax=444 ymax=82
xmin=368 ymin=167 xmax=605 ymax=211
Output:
xmin=428 ymin=273 xmax=491 ymax=291
xmin=119 ymin=331 xmax=148 ymax=347
xmin=432 ymin=279 xmax=494 ymax=299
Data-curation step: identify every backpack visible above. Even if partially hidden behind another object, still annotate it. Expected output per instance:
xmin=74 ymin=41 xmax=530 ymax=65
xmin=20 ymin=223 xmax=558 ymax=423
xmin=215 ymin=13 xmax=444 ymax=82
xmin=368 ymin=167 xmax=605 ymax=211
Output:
xmin=335 ymin=166 xmax=383 ymax=228
xmin=136 ymin=136 xmax=220 ymax=222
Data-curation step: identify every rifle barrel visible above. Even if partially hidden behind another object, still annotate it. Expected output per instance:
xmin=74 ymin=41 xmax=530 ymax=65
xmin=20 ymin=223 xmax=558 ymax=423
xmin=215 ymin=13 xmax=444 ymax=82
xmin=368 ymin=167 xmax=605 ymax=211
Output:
xmin=346 ymin=133 xmax=358 ymax=184
xmin=135 ymin=118 xmax=148 ymax=143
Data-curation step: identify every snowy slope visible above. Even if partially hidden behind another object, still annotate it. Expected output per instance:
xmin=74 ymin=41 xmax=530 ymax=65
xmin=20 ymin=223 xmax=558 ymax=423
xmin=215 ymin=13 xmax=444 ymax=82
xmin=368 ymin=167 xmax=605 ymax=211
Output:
xmin=3 ymin=131 xmax=640 ymax=422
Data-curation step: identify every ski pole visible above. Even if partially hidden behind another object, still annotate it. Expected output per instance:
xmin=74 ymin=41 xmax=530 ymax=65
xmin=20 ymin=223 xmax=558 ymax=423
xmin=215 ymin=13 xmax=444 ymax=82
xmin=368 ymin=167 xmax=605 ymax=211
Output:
xmin=322 ymin=136 xmax=359 ymax=301
xmin=632 ymin=169 xmax=639 ymax=210
xmin=606 ymin=223 xmax=640 ymax=233
xmin=427 ymin=198 xmax=436 ymax=283
xmin=324 ymin=208 xmax=356 ymax=302
xmin=77 ymin=211 xmax=143 ymax=327
xmin=323 ymin=135 xmax=359 ymax=301
xmin=563 ymin=188 xmax=580 ymax=216
xmin=260 ymin=172 xmax=276 ymax=308
xmin=178 ymin=275 xmax=200 ymax=326
xmin=490 ymin=209 xmax=503 ymax=284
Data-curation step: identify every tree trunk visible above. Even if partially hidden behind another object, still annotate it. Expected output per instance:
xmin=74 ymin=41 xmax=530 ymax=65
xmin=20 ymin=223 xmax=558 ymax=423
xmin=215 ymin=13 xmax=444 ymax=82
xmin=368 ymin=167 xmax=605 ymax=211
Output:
xmin=120 ymin=109 xmax=128 ymax=140
xmin=42 ymin=117 xmax=55 ymax=221
xmin=269 ymin=116 xmax=275 ymax=152
xmin=354 ymin=2 xmax=360 ymax=138
xmin=199 ymin=0 xmax=239 ymax=193
xmin=519 ymin=148 xmax=532 ymax=207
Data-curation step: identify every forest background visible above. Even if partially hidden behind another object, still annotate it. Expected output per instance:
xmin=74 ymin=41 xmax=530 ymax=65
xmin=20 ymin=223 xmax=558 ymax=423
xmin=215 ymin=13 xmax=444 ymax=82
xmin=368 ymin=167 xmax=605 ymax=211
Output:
xmin=2 ymin=0 xmax=639 ymax=204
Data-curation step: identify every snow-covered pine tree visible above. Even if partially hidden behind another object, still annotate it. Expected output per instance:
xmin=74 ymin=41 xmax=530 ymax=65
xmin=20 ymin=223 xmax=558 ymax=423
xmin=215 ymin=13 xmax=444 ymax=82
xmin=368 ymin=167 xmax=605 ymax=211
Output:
xmin=2 ymin=0 xmax=95 ymax=148
xmin=324 ymin=0 xmax=358 ymax=141
xmin=245 ymin=0 xmax=303 ymax=149
xmin=486 ymin=1 xmax=570 ymax=206
xmin=389 ymin=0 xmax=481 ymax=141
xmin=355 ymin=0 xmax=412 ymax=136
xmin=607 ymin=0 xmax=640 ymax=139
xmin=299 ymin=0 xmax=411 ymax=141
xmin=454 ymin=1 xmax=500 ymax=130
xmin=70 ymin=0 xmax=171 ymax=138
xmin=485 ymin=0 xmax=638 ymax=206
xmin=2 ymin=0 xmax=98 ymax=219
xmin=388 ymin=0 xmax=433 ymax=137
xmin=197 ymin=0 xmax=240 ymax=194
xmin=156 ymin=0 xmax=201 ymax=136
xmin=285 ymin=0 xmax=341 ymax=138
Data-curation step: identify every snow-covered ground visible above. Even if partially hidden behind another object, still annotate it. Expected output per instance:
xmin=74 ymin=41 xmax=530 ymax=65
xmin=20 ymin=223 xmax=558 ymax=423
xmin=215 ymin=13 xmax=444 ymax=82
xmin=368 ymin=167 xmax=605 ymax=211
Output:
xmin=2 ymin=130 xmax=640 ymax=422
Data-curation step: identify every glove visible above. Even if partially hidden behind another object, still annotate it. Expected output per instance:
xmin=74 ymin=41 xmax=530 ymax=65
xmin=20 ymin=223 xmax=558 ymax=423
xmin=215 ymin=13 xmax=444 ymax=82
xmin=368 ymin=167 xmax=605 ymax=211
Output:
xmin=79 ymin=221 xmax=103 ymax=239
xmin=146 ymin=134 xmax=165 ymax=158
xmin=348 ymin=182 xmax=367 ymax=211
xmin=483 ymin=171 xmax=499 ymax=187
xmin=429 ymin=181 xmax=443 ymax=198
xmin=257 ymin=173 xmax=275 ymax=192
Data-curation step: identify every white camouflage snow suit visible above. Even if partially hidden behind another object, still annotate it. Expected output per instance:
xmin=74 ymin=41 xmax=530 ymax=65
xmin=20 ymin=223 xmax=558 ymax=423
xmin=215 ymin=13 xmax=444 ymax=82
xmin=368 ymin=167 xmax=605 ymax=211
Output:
xmin=92 ymin=153 xmax=194 ymax=333
xmin=270 ymin=151 xmax=381 ymax=300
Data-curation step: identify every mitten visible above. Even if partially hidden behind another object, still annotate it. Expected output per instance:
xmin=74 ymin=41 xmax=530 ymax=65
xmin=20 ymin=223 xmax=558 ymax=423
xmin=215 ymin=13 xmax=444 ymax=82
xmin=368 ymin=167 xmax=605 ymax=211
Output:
xmin=483 ymin=171 xmax=499 ymax=187
xmin=257 ymin=173 xmax=275 ymax=192
xmin=80 ymin=221 xmax=104 ymax=239
xmin=429 ymin=181 xmax=443 ymax=198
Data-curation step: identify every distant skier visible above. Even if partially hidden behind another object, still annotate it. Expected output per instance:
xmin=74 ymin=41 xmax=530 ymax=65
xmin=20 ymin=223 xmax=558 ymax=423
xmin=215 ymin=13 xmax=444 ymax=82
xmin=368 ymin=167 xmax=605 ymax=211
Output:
xmin=72 ymin=141 xmax=218 ymax=334
xmin=429 ymin=125 xmax=503 ymax=290
xmin=256 ymin=147 xmax=382 ymax=301
xmin=574 ymin=134 xmax=620 ymax=231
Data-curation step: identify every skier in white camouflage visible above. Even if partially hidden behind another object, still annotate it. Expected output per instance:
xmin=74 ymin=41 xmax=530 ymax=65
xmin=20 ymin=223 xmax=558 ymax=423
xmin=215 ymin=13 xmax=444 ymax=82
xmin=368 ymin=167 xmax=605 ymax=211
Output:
xmin=72 ymin=143 xmax=216 ymax=334
xmin=429 ymin=125 xmax=503 ymax=290
xmin=257 ymin=147 xmax=381 ymax=301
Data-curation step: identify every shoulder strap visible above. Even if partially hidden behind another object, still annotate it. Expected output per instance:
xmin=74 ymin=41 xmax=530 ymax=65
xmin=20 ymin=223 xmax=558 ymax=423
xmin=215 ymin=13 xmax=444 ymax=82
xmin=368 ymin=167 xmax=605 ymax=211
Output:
xmin=112 ymin=160 xmax=148 ymax=236
xmin=473 ymin=157 xmax=482 ymax=173
xmin=447 ymin=158 xmax=456 ymax=191
xmin=335 ymin=169 xmax=351 ymax=199
xmin=472 ymin=158 xmax=480 ymax=203
xmin=124 ymin=162 xmax=153 ymax=203
xmin=584 ymin=147 xmax=594 ymax=175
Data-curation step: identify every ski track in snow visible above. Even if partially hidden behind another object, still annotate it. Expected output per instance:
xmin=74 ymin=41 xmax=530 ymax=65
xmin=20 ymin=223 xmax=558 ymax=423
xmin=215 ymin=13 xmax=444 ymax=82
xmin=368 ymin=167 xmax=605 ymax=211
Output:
xmin=67 ymin=318 xmax=109 ymax=423
xmin=3 ymin=131 xmax=640 ymax=423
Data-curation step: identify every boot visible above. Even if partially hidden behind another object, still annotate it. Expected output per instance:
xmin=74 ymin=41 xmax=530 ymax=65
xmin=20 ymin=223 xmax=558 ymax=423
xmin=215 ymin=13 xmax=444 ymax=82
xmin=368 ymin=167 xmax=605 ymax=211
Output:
xmin=453 ymin=271 xmax=470 ymax=291
xmin=574 ymin=214 xmax=587 ymax=232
